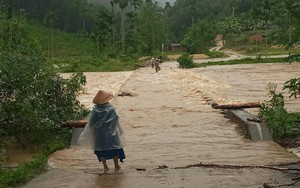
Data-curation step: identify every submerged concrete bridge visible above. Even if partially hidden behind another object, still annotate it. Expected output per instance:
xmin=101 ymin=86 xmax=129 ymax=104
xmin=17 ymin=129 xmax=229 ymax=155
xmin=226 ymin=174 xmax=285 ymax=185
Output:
xmin=23 ymin=62 xmax=300 ymax=188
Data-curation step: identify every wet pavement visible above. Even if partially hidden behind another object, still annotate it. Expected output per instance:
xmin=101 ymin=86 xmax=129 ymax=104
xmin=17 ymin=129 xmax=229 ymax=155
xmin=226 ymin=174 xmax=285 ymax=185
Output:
xmin=21 ymin=61 xmax=300 ymax=188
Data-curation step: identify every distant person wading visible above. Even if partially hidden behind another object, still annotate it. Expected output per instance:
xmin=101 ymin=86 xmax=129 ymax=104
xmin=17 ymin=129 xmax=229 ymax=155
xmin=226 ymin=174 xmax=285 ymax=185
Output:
xmin=154 ymin=58 xmax=161 ymax=73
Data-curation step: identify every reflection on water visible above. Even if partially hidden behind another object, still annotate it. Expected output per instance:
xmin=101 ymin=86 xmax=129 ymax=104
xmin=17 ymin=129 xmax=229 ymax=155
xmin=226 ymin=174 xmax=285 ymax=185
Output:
xmin=96 ymin=172 xmax=125 ymax=188
xmin=42 ymin=63 xmax=300 ymax=187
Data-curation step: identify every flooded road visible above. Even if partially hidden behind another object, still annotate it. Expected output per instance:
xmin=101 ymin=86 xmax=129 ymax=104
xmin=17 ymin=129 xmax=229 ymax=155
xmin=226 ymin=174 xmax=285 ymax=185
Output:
xmin=22 ymin=62 xmax=300 ymax=188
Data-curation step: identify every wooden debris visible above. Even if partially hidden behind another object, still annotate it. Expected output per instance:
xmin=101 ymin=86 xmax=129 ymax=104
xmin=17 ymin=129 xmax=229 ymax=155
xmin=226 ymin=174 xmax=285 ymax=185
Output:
xmin=174 ymin=162 xmax=300 ymax=173
xmin=136 ymin=168 xmax=146 ymax=171
xmin=61 ymin=120 xmax=88 ymax=128
xmin=157 ymin=165 xmax=168 ymax=169
xmin=117 ymin=91 xmax=134 ymax=97
xmin=211 ymin=102 xmax=261 ymax=109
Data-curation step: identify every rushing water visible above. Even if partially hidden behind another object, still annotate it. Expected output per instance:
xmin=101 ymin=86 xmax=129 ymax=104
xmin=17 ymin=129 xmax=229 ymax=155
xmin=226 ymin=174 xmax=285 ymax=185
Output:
xmin=23 ymin=62 xmax=300 ymax=188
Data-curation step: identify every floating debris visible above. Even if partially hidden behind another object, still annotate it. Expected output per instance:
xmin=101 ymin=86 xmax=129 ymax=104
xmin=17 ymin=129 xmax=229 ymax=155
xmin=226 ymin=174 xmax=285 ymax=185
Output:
xmin=117 ymin=91 xmax=135 ymax=97
xmin=136 ymin=168 xmax=146 ymax=171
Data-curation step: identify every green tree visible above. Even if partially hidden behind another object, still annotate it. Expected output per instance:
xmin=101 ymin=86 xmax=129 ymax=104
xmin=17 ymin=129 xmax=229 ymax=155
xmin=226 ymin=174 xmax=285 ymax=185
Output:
xmin=95 ymin=7 xmax=113 ymax=52
xmin=181 ymin=20 xmax=217 ymax=53
xmin=80 ymin=5 xmax=88 ymax=33
xmin=130 ymin=0 xmax=143 ymax=10
xmin=0 ymin=9 xmax=87 ymax=150
xmin=284 ymin=0 xmax=300 ymax=62
xmin=115 ymin=0 xmax=129 ymax=54
xmin=165 ymin=2 xmax=172 ymax=9
xmin=135 ymin=1 xmax=167 ymax=54
xmin=284 ymin=0 xmax=299 ymax=43
xmin=110 ymin=0 xmax=117 ymax=44
xmin=0 ymin=7 xmax=27 ymax=52
xmin=219 ymin=16 xmax=243 ymax=35
xmin=43 ymin=11 xmax=57 ymax=58
xmin=229 ymin=0 xmax=240 ymax=16
xmin=251 ymin=0 xmax=274 ymax=48
xmin=124 ymin=0 xmax=142 ymax=54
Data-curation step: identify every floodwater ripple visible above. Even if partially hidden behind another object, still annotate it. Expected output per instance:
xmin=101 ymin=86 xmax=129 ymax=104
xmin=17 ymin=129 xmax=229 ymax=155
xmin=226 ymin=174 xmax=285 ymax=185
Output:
xmin=23 ymin=62 xmax=300 ymax=188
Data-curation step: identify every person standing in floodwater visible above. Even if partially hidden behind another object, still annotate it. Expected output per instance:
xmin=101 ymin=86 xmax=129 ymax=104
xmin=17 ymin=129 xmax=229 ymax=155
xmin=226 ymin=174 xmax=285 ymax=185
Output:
xmin=154 ymin=58 xmax=161 ymax=73
xmin=78 ymin=90 xmax=125 ymax=173
xmin=151 ymin=57 xmax=155 ymax=68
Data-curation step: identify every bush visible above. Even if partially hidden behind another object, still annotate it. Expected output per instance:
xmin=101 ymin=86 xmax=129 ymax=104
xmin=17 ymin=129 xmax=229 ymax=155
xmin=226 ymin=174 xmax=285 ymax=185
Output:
xmin=0 ymin=45 xmax=87 ymax=149
xmin=283 ymin=78 xmax=300 ymax=99
xmin=0 ymin=131 xmax=72 ymax=187
xmin=205 ymin=51 xmax=226 ymax=58
xmin=0 ymin=9 xmax=88 ymax=151
xmin=177 ymin=53 xmax=195 ymax=68
xmin=0 ymin=155 xmax=47 ymax=187
xmin=259 ymin=83 xmax=299 ymax=139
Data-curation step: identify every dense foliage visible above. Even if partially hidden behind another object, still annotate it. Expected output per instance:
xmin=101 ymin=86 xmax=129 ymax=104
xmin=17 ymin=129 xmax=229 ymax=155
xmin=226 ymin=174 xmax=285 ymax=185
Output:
xmin=167 ymin=0 xmax=300 ymax=40
xmin=259 ymin=83 xmax=300 ymax=139
xmin=0 ymin=1 xmax=299 ymax=186
xmin=0 ymin=0 xmax=300 ymax=55
xmin=0 ymin=0 xmax=298 ymax=143
xmin=0 ymin=8 xmax=87 ymax=153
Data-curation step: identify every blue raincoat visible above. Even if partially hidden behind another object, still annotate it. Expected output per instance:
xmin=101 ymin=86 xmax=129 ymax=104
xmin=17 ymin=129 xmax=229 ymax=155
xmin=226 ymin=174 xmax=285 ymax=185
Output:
xmin=78 ymin=103 xmax=125 ymax=151
xmin=89 ymin=103 xmax=124 ymax=151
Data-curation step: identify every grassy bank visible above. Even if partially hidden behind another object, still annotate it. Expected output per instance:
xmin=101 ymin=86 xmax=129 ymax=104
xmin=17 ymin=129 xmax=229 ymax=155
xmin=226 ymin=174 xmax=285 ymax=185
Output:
xmin=0 ymin=130 xmax=72 ymax=187
xmin=194 ymin=57 xmax=290 ymax=68
xmin=0 ymin=155 xmax=47 ymax=187
xmin=224 ymin=44 xmax=300 ymax=56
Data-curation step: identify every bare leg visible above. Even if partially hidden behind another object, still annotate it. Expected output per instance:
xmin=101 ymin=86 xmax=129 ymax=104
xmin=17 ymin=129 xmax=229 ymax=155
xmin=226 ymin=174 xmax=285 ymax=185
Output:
xmin=112 ymin=156 xmax=121 ymax=172
xmin=101 ymin=157 xmax=109 ymax=173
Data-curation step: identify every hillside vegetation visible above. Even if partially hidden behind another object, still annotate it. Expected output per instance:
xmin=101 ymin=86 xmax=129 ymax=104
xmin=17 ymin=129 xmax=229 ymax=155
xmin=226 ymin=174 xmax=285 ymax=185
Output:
xmin=0 ymin=0 xmax=299 ymax=57
xmin=0 ymin=1 xmax=300 ymax=187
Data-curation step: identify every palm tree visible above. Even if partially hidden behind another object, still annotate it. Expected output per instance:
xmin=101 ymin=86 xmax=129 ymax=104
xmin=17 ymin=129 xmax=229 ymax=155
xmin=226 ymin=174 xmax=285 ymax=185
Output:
xmin=80 ymin=6 xmax=87 ymax=33
xmin=255 ymin=0 xmax=273 ymax=48
xmin=284 ymin=0 xmax=298 ymax=43
xmin=130 ymin=0 xmax=143 ymax=11
xmin=43 ymin=11 xmax=57 ymax=58
xmin=284 ymin=0 xmax=300 ymax=62
xmin=165 ymin=2 xmax=171 ymax=9
xmin=191 ymin=6 xmax=197 ymax=25
xmin=115 ymin=0 xmax=129 ymax=53
xmin=230 ymin=0 xmax=240 ymax=16
xmin=220 ymin=16 xmax=243 ymax=34
xmin=110 ymin=0 xmax=116 ymax=44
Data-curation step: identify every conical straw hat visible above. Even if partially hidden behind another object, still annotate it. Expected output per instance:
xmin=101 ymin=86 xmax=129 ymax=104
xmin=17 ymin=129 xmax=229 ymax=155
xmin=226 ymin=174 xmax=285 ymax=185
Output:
xmin=92 ymin=90 xmax=114 ymax=104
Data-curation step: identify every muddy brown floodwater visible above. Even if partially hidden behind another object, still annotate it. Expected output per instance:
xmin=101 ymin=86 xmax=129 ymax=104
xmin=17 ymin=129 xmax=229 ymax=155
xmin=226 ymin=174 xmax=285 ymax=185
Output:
xmin=21 ymin=62 xmax=300 ymax=188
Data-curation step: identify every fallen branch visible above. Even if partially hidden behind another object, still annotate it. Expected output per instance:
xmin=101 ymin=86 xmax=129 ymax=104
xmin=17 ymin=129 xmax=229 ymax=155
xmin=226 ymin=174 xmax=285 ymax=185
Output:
xmin=174 ymin=162 xmax=300 ymax=173
xmin=211 ymin=102 xmax=261 ymax=109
